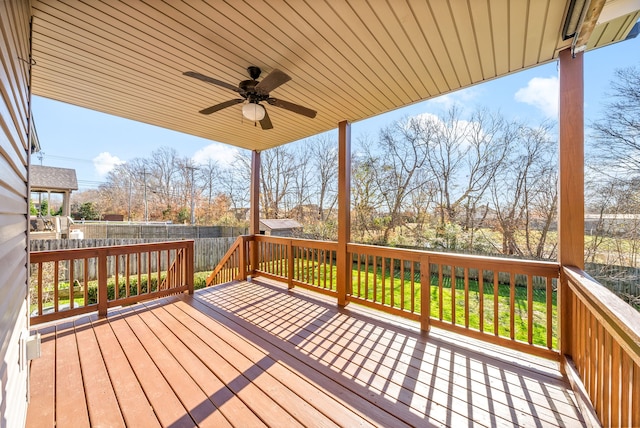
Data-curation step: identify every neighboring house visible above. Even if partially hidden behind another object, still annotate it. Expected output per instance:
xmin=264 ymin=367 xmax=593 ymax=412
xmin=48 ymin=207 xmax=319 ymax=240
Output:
xmin=259 ymin=219 xmax=303 ymax=237
xmin=30 ymin=165 xmax=78 ymax=217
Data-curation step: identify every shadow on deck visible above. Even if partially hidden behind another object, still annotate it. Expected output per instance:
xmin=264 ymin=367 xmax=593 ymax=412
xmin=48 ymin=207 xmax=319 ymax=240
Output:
xmin=26 ymin=278 xmax=584 ymax=427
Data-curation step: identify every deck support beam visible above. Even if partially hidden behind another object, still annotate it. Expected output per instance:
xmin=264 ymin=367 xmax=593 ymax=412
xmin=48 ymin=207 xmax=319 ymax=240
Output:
xmin=558 ymin=48 xmax=584 ymax=360
xmin=337 ymin=121 xmax=351 ymax=307
xmin=249 ymin=150 xmax=261 ymax=276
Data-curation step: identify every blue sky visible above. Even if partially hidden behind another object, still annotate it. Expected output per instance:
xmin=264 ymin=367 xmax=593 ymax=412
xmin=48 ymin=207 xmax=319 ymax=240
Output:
xmin=32 ymin=35 xmax=640 ymax=190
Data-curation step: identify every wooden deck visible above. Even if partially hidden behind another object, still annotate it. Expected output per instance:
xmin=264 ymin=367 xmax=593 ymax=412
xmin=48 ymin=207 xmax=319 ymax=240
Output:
xmin=26 ymin=278 xmax=585 ymax=427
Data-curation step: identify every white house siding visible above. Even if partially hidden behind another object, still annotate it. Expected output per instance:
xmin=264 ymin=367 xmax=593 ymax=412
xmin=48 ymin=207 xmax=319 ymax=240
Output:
xmin=0 ymin=1 xmax=32 ymax=427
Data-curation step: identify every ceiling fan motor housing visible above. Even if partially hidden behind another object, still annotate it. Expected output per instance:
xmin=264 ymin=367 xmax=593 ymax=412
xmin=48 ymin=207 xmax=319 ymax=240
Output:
xmin=239 ymin=79 xmax=270 ymax=103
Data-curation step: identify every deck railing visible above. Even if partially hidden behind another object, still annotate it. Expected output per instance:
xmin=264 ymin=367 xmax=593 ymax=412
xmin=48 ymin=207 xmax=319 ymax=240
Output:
xmin=30 ymin=240 xmax=194 ymax=324
xmin=348 ymin=243 xmax=559 ymax=359
xmin=205 ymin=236 xmax=250 ymax=286
xmin=254 ymin=235 xmax=339 ymax=295
xmin=207 ymin=235 xmax=559 ymax=359
xmin=563 ymin=266 xmax=640 ymax=427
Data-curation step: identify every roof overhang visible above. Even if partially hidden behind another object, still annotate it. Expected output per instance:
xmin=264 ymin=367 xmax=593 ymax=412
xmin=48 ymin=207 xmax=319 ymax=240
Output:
xmin=30 ymin=0 xmax=640 ymax=151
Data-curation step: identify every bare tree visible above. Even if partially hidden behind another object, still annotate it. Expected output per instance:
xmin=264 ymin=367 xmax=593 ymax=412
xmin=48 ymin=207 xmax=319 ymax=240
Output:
xmin=260 ymin=146 xmax=297 ymax=218
xmin=374 ymin=116 xmax=435 ymax=243
xmin=351 ymin=146 xmax=384 ymax=242
xmin=309 ymin=135 xmax=338 ymax=221
xmin=197 ymin=159 xmax=220 ymax=208
xmin=490 ymin=123 xmax=556 ymax=258
xmin=424 ymin=106 xmax=471 ymax=226
xmin=591 ymin=64 xmax=640 ymax=173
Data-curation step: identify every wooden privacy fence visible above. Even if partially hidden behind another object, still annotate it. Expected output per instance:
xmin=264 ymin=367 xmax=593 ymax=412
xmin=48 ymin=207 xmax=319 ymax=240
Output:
xmin=207 ymin=235 xmax=559 ymax=359
xmin=31 ymin=237 xmax=236 ymax=274
xmin=30 ymin=241 xmax=194 ymax=324
xmin=70 ymin=223 xmax=246 ymax=239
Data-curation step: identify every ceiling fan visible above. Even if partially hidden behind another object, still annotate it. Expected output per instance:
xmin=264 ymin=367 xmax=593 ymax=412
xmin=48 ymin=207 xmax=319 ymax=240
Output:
xmin=183 ymin=66 xmax=317 ymax=130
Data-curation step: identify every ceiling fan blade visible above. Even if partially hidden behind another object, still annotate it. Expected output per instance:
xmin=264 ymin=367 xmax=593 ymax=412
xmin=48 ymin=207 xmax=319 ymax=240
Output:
xmin=267 ymin=98 xmax=317 ymax=118
xmin=198 ymin=99 xmax=244 ymax=115
xmin=183 ymin=71 xmax=240 ymax=93
xmin=259 ymin=108 xmax=273 ymax=130
xmin=255 ymin=69 xmax=291 ymax=95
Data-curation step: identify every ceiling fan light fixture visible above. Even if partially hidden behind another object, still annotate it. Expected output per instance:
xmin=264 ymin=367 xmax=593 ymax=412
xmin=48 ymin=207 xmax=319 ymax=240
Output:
xmin=242 ymin=103 xmax=265 ymax=121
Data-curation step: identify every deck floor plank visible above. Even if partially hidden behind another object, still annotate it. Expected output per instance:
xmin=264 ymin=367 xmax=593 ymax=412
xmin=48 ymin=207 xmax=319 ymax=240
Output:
xmin=133 ymin=302 xmax=268 ymax=428
xmin=166 ymin=298 xmax=379 ymax=428
xmin=195 ymin=286 xmax=498 ymax=427
xmin=88 ymin=315 xmax=162 ymax=428
xmin=120 ymin=306 xmax=233 ymax=428
xmin=178 ymin=297 xmax=413 ymax=427
xmin=140 ymin=300 xmax=305 ymax=427
xmin=106 ymin=311 xmax=197 ymax=427
xmin=73 ymin=317 xmax=126 ymax=428
xmin=54 ymin=320 xmax=90 ymax=428
xmin=162 ymin=303 xmax=341 ymax=428
xmin=26 ymin=278 xmax=585 ymax=427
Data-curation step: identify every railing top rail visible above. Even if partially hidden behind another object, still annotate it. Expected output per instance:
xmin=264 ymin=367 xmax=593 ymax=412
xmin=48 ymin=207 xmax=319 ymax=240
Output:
xmin=348 ymin=242 xmax=559 ymax=274
xmin=564 ymin=266 xmax=640 ymax=366
xmin=253 ymin=235 xmax=338 ymax=248
xmin=30 ymin=240 xmax=195 ymax=263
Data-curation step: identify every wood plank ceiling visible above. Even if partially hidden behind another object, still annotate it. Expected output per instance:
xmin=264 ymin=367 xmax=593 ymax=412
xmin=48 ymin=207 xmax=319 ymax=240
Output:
xmin=30 ymin=0 xmax=639 ymax=151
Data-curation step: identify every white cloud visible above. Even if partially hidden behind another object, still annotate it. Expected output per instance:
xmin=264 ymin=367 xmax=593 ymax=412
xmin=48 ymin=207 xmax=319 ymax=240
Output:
xmin=93 ymin=152 xmax=125 ymax=176
xmin=192 ymin=143 xmax=240 ymax=168
xmin=514 ymin=77 xmax=559 ymax=118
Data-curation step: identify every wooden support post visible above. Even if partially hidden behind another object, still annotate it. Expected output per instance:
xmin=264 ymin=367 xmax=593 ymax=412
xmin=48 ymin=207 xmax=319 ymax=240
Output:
xmin=249 ymin=150 xmax=260 ymax=277
xmin=558 ymin=48 xmax=585 ymax=361
xmin=98 ymin=249 xmax=108 ymax=317
xmin=420 ymin=255 xmax=431 ymax=333
xmin=337 ymin=121 xmax=351 ymax=307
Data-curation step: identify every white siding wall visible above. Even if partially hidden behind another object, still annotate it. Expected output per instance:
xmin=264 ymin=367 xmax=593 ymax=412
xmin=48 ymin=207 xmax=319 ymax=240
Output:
xmin=0 ymin=0 xmax=32 ymax=427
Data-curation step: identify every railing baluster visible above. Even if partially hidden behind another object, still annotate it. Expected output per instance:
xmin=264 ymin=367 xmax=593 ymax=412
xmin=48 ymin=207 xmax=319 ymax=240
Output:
xmin=509 ymin=272 xmax=515 ymax=340
xmin=114 ymin=255 xmax=119 ymax=301
xmin=632 ymin=362 xmax=640 ymax=428
xmin=84 ymin=258 xmax=89 ymax=305
xmin=492 ymin=271 xmax=498 ymax=335
xmin=527 ymin=275 xmax=533 ymax=344
xmin=410 ymin=261 xmax=415 ymax=313
xmin=137 ymin=253 xmax=142 ymax=295
xmin=364 ymin=255 xmax=369 ymax=300
xmin=603 ymin=331 xmax=611 ymax=427
xmin=611 ymin=340 xmax=620 ymax=427
xmin=317 ymin=249 xmax=322 ymax=288
xmin=69 ymin=260 xmax=74 ymax=310
xmin=37 ymin=262 xmax=43 ymax=316
xmin=479 ymin=269 xmax=484 ymax=333
xmin=450 ymin=265 xmax=455 ymax=325
xmin=438 ymin=264 xmax=443 ymax=321
xmin=546 ymin=276 xmax=553 ymax=348
xmin=373 ymin=256 xmax=377 ymax=303
xmin=400 ymin=259 xmax=404 ymax=311
xmin=464 ymin=267 xmax=469 ymax=329
xmin=148 ymin=251 xmax=153 ymax=291
xmin=54 ymin=261 xmax=59 ymax=313
xmin=381 ymin=257 xmax=386 ymax=306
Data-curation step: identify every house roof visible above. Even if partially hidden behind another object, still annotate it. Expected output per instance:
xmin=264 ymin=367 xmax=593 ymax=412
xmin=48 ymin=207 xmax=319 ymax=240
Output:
xmin=30 ymin=165 xmax=79 ymax=192
xmin=30 ymin=1 xmax=640 ymax=151
xmin=260 ymin=219 xmax=303 ymax=230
